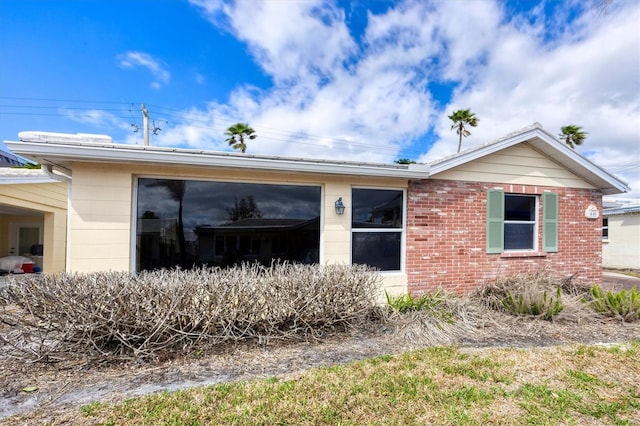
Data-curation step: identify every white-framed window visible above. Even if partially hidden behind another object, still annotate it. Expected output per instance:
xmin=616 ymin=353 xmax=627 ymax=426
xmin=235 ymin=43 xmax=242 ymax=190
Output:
xmin=602 ymin=217 xmax=609 ymax=240
xmin=351 ymin=188 xmax=404 ymax=271
xmin=504 ymin=194 xmax=538 ymax=251
xmin=487 ymin=190 xmax=558 ymax=253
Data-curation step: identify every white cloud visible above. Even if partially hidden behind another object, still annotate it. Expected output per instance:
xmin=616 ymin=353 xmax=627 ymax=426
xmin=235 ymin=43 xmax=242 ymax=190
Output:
xmin=62 ymin=108 xmax=132 ymax=134
xmin=180 ymin=0 xmax=440 ymax=161
xmin=118 ymin=51 xmax=170 ymax=89
xmin=421 ymin=1 xmax=640 ymax=197
xmin=179 ymin=0 xmax=638 ymax=196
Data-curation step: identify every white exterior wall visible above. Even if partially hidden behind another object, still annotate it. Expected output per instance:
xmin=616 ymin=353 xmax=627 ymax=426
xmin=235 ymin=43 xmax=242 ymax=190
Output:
xmin=69 ymin=164 xmax=133 ymax=272
xmin=602 ymin=213 xmax=640 ymax=269
xmin=0 ymin=181 xmax=68 ymax=272
xmin=67 ymin=162 xmax=409 ymax=297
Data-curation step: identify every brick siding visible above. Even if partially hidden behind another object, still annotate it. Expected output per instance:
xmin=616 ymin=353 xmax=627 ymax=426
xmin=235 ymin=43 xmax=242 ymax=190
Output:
xmin=406 ymin=179 xmax=603 ymax=294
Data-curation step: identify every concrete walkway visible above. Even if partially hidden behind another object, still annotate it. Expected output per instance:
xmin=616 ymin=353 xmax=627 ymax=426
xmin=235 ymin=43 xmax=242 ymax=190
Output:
xmin=602 ymin=271 xmax=640 ymax=291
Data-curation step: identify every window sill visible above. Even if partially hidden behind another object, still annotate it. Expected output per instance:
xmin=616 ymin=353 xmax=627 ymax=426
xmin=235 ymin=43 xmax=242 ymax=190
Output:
xmin=374 ymin=270 xmax=405 ymax=275
xmin=499 ymin=251 xmax=547 ymax=259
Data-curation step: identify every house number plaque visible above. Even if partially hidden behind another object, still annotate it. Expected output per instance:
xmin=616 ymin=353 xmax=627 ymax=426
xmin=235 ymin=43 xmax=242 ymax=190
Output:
xmin=585 ymin=205 xmax=599 ymax=219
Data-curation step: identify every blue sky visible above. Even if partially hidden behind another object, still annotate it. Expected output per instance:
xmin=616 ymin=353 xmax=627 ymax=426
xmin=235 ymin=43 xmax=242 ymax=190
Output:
xmin=1 ymin=0 xmax=639 ymax=198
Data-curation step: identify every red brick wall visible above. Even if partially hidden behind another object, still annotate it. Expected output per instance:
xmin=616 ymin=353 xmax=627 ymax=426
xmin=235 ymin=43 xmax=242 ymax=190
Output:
xmin=406 ymin=179 xmax=603 ymax=294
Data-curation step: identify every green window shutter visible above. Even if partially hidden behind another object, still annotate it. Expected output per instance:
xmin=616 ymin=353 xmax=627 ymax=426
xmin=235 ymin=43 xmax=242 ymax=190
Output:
xmin=486 ymin=189 xmax=504 ymax=253
xmin=542 ymin=192 xmax=559 ymax=252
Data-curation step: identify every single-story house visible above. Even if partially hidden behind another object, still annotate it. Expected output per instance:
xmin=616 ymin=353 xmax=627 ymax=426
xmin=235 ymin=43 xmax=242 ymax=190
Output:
xmin=602 ymin=204 xmax=640 ymax=270
xmin=4 ymin=123 xmax=629 ymax=295
xmin=0 ymin=167 xmax=68 ymax=273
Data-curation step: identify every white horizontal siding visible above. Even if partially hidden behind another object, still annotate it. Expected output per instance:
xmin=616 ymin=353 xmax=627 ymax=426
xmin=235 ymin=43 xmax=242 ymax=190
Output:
xmin=433 ymin=143 xmax=596 ymax=189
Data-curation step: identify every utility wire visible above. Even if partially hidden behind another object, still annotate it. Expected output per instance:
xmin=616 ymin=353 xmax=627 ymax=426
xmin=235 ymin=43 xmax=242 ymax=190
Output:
xmin=0 ymin=97 xmax=420 ymax=156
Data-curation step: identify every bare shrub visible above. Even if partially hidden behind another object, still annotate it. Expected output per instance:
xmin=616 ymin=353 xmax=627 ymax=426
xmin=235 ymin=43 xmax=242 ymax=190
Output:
xmin=0 ymin=263 xmax=380 ymax=362
xmin=473 ymin=270 xmax=597 ymax=322
xmin=379 ymin=291 xmax=483 ymax=346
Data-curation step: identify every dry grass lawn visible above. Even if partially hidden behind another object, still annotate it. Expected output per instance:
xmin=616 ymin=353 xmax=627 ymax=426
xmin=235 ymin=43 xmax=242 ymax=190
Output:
xmin=4 ymin=340 xmax=639 ymax=425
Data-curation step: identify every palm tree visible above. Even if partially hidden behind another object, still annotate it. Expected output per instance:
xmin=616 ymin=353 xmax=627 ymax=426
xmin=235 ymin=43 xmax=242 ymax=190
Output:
xmin=559 ymin=125 xmax=587 ymax=149
xmin=149 ymin=180 xmax=187 ymax=268
xmin=394 ymin=158 xmax=416 ymax=164
xmin=448 ymin=108 xmax=479 ymax=153
xmin=225 ymin=123 xmax=257 ymax=153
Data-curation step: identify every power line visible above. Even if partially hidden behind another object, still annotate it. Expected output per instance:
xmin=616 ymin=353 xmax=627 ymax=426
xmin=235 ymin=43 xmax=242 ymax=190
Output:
xmin=1 ymin=104 xmax=127 ymax=112
xmin=0 ymin=96 xmax=131 ymax=105
xmin=0 ymin=96 xmax=424 ymax=157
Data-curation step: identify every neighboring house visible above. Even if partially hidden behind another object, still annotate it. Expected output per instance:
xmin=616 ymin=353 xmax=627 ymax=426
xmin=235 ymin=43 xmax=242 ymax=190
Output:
xmin=602 ymin=204 xmax=640 ymax=270
xmin=0 ymin=167 xmax=68 ymax=272
xmin=0 ymin=148 xmax=27 ymax=167
xmin=4 ymin=123 xmax=629 ymax=295
xmin=194 ymin=217 xmax=320 ymax=267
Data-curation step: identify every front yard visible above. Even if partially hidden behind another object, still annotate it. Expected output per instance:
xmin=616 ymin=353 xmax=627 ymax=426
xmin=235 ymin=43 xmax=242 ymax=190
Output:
xmin=1 ymin=266 xmax=639 ymax=424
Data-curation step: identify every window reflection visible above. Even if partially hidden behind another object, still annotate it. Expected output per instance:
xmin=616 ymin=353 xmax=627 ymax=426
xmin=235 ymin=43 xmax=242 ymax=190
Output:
xmin=136 ymin=178 xmax=321 ymax=271
xmin=351 ymin=188 xmax=404 ymax=271
xmin=352 ymin=188 xmax=403 ymax=228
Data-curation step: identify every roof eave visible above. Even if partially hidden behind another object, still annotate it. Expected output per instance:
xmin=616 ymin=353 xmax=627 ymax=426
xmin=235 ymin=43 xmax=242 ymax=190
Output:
xmin=0 ymin=176 xmax=59 ymax=185
xmin=5 ymin=140 xmax=431 ymax=180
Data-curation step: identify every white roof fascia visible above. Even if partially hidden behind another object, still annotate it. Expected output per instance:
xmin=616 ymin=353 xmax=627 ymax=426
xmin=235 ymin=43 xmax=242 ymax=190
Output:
xmin=603 ymin=205 xmax=640 ymax=215
xmin=5 ymin=140 xmax=431 ymax=179
xmin=0 ymin=176 xmax=58 ymax=184
xmin=532 ymin=142 xmax=630 ymax=194
xmin=0 ymin=168 xmax=59 ymax=184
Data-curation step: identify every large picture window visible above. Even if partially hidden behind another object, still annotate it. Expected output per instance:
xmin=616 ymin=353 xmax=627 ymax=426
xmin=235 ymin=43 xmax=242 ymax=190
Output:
xmin=135 ymin=178 xmax=321 ymax=271
xmin=351 ymin=188 xmax=404 ymax=271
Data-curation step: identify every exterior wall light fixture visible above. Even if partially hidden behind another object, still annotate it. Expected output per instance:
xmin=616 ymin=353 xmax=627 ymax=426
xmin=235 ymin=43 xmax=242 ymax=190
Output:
xmin=335 ymin=197 xmax=346 ymax=215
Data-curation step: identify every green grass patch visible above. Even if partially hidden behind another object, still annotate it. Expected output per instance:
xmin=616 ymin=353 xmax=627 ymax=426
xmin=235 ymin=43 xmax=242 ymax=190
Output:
xmin=589 ymin=285 xmax=640 ymax=322
xmin=384 ymin=290 xmax=456 ymax=323
xmin=70 ymin=343 xmax=640 ymax=426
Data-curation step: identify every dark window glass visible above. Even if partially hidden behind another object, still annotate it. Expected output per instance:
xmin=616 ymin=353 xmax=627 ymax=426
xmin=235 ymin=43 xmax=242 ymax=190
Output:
xmin=505 ymin=195 xmax=535 ymax=221
xmin=602 ymin=217 xmax=608 ymax=239
xmin=352 ymin=232 xmax=401 ymax=271
xmin=136 ymin=178 xmax=321 ymax=271
xmin=503 ymin=194 xmax=536 ymax=250
xmin=352 ymin=189 xmax=403 ymax=228
xmin=351 ymin=188 xmax=403 ymax=271
xmin=504 ymin=223 xmax=535 ymax=250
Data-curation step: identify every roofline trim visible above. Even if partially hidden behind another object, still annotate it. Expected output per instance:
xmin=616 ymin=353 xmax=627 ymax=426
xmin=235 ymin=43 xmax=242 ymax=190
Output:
xmin=0 ymin=176 xmax=59 ymax=185
xmin=603 ymin=206 xmax=640 ymax=215
xmin=5 ymin=140 xmax=431 ymax=179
